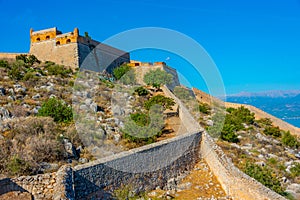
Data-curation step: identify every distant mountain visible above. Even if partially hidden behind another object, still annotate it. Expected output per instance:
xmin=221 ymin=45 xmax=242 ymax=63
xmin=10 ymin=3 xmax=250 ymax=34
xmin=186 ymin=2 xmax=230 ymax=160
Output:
xmin=228 ymin=90 xmax=300 ymax=98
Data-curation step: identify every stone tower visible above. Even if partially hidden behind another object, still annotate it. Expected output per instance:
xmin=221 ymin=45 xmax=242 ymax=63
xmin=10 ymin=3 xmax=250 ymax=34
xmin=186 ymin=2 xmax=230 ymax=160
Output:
xmin=29 ymin=27 xmax=130 ymax=72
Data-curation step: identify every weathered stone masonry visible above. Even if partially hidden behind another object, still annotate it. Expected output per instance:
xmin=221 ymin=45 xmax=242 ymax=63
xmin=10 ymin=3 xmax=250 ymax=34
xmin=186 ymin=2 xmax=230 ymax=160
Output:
xmin=28 ymin=27 xmax=130 ymax=72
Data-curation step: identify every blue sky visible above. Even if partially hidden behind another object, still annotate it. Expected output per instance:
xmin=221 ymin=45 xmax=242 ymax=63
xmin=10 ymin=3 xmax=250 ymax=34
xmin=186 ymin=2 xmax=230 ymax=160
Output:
xmin=0 ymin=0 xmax=299 ymax=95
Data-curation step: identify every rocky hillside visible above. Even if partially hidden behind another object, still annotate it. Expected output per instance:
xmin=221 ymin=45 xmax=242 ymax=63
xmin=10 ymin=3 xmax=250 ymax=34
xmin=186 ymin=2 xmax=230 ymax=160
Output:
xmin=0 ymin=56 xmax=181 ymax=179
xmin=196 ymin=99 xmax=300 ymax=200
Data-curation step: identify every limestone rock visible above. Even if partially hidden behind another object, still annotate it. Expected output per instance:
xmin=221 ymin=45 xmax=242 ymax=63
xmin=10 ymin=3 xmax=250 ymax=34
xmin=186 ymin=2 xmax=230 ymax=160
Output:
xmin=32 ymin=93 xmax=41 ymax=99
xmin=63 ymin=139 xmax=78 ymax=159
xmin=0 ymin=87 xmax=5 ymax=96
xmin=0 ymin=107 xmax=11 ymax=121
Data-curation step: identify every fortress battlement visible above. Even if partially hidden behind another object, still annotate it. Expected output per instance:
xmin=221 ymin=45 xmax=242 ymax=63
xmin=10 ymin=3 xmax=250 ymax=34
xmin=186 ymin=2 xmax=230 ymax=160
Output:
xmin=22 ymin=27 xmax=130 ymax=71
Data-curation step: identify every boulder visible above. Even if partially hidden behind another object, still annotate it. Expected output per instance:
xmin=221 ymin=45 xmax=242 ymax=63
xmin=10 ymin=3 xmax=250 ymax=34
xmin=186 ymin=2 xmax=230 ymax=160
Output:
xmin=0 ymin=107 xmax=11 ymax=121
xmin=32 ymin=93 xmax=41 ymax=99
xmin=0 ymin=87 xmax=5 ymax=96
xmin=286 ymin=183 xmax=300 ymax=200
xmin=85 ymin=98 xmax=93 ymax=106
xmin=206 ymin=119 xmax=214 ymax=126
xmin=63 ymin=139 xmax=78 ymax=159
xmin=13 ymin=84 xmax=26 ymax=93
xmin=112 ymin=105 xmax=125 ymax=116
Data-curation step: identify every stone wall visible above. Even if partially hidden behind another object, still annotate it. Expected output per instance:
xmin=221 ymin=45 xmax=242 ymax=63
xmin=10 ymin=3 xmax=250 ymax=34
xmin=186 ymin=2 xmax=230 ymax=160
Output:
xmin=0 ymin=172 xmax=56 ymax=200
xmin=78 ymin=43 xmax=130 ymax=73
xmin=0 ymin=166 xmax=74 ymax=200
xmin=201 ymin=132 xmax=286 ymax=200
xmin=193 ymin=87 xmax=223 ymax=106
xmin=0 ymin=53 xmax=26 ymax=61
xmin=29 ymin=27 xmax=130 ymax=71
xmin=29 ymin=39 xmax=79 ymax=70
xmin=73 ymin=131 xmax=202 ymax=199
xmin=225 ymin=102 xmax=300 ymax=137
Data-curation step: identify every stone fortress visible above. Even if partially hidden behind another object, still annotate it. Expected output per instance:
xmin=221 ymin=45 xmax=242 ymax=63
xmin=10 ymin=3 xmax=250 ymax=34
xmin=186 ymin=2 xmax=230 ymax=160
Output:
xmin=0 ymin=27 xmax=299 ymax=200
xmin=0 ymin=27 xmax=130 ymax=72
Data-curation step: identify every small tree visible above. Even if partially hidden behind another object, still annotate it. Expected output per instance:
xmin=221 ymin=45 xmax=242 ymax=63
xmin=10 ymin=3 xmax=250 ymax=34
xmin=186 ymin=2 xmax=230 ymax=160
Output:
xmin=144 ymin=95 xmax=175 ymax=110
xmin=134 ymin=86 xmax=149 ymax=96
xmin=220 ymin=123 xmax=239 ymax=143
xmin=38 ymin=98 xmax=73 ymax=123
xmin=143 ymin=68 xmax=173 ymax=90
xmin=119 ymin=68 xmax=136 ymax=85
xmin=113 ymin=64 xmax=131 ymax=80
xmin=263 ymin=126 xmax=281 ymax=137
xmin=16 ymin=54 xmax=40 ymax=66
xmin=0 ymin=60 xmax=9 ymax=68
xmin=282 ymin=131 xmax=299 ymax=148
xmin=84 ymin=32 xmax=91 ymax=39
xmin=122 ymin=106 xmax=164 ymax=144
xmin=8 ymin=60 xmax=24 ymax=80
xmin=199 ymin=102 xmax=211 ymax=114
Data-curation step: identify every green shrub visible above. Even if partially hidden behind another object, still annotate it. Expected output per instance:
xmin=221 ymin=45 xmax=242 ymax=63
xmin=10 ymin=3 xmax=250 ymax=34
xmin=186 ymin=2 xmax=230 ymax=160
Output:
xmin=7 ymin=156 xmax=32 ymax=176
xmin=143 ymin=68 xmax=173 ymax=89
xmin=16 ymin=54 xmax=40 ymax=66
xmin=199 ymin=102 xmax=211 ymax=114
xmin=290 ymin=162 xmax=300 ymax=178
xmin=257 ymin=118 xmax=273 ymax=127
xmin=267 ymin=157 xmax=278 ymax=166
xmin=122 ymin=107 xmax=164 ymax=145
xmin=46 ymin=64 xmax=72 ymax=77
xmin=220 ymin=123 xmax=239 ymax=143
xmin=174 ymin=86 xmax=193 ymax=100
xmin=119 ymin=68 xmax=136 ymax=85
xmin=231 ymin=106 xmax=255 ymax=125
xmin=207 ymin=111 xmax=226 ymax=137
xmin=282 ymin=131 xmax=299 ymax=148
xmin=38 ymin=98 xmax=73 ymax=123
xmin=263 ymin=126 xmax=281 ymax=137
xmin=23 ymin=71 xmax=39 ymax=81
xmin=113 ymin=64 xmax=130 ymax=80
xmin=112 ymin=185 xmax=149 ymax=200
xmin=8 ymin=61 xmax=24 ymax=80
xmin=135 ymin=86 xmax=149 ymax=96
xmin=130 ymin=112 xmax=149 ymax=126
xmin=0 ymin=60 xmax=9 ymax=68
xmin=144 ymin=94 xmax=175 ymax=110
xmin=244 ymin=162 xmax=286 ymax=196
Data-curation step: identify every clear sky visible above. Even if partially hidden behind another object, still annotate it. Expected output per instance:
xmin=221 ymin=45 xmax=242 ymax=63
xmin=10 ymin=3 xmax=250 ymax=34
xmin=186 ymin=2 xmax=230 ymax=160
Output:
xmin=0 ymin=0 xmax=299 ymax=95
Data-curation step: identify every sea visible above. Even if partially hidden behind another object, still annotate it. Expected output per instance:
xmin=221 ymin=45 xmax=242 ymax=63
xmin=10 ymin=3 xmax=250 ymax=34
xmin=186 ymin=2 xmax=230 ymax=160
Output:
xmin=226 ymin=94 xmax=300 ymax=128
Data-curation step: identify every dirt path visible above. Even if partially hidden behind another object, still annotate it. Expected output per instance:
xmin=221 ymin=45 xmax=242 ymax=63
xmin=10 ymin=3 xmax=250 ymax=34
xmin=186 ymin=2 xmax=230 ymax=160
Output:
xmin=149 ymin=160 xmax=231 ymax=200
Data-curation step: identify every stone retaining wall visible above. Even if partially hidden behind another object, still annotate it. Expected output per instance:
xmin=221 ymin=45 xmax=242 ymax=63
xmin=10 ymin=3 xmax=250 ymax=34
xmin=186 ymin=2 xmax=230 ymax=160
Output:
xmin=201 ymin=132 xmax=286 ymax=200
xmin=0 ymin=53 xmax=26 ymax=61
xmin=73 ymin=131 xmax=202 ymax=199
xmin=0 ymin=172 xmax=56 ymax=200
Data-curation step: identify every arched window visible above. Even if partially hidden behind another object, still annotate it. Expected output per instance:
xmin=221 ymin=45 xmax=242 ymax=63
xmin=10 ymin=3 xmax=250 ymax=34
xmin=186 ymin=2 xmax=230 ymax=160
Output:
xmin=56 ymin=41 xmax=60 ymax=45
xmin=46 ymin=35 xmax=50 ymax=40
xmin=66 ymin=39 xmax=71 ymax=44
xmin=36 ymin=37 xmax=40 ymax=42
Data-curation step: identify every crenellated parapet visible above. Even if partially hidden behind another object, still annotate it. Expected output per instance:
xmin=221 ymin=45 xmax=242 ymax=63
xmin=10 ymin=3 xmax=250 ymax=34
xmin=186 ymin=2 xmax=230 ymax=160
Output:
xmin=30 ymin=27 xmax=80 ymax=46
